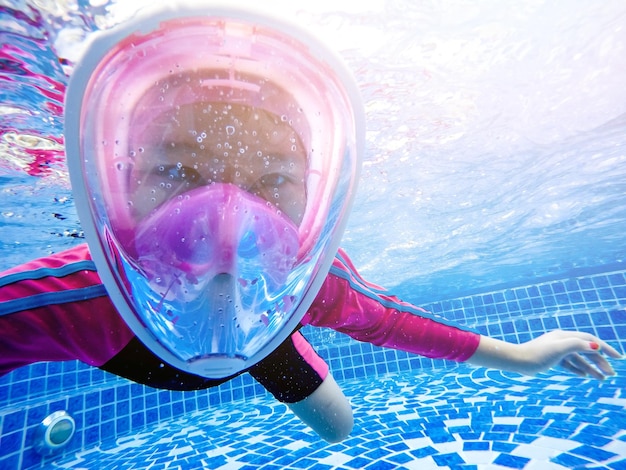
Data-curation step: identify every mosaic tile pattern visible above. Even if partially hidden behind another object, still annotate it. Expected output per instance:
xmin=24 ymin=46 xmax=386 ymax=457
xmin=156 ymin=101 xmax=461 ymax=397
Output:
xmin=47 ymin=361 xmax=626 ymax=470
xmin=2 ymin=268 xmax=626 ymax=469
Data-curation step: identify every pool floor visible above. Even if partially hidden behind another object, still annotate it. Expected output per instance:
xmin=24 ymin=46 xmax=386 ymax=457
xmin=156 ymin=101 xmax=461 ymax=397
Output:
xmin=49 ymin=361 xmax=626 ymax=470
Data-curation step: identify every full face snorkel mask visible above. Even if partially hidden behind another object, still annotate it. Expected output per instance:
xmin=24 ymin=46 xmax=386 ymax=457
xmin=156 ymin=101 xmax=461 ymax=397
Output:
xmin=65 ymin=3 xmax=364 ymax=378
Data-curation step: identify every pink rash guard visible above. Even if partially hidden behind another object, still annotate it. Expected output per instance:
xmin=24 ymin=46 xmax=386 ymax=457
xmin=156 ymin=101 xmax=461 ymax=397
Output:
xmin=0 ymin=244 xmax=479 ymax=377
xmin=303 ymin=249 xmax=480 ymax=362
xmin=0 ymin=244 xmax=134 ymax=372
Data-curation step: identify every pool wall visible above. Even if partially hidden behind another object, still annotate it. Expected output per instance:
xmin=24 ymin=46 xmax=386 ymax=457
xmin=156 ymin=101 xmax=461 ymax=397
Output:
xmin=1 ymin=267 xmax=625 ymax=469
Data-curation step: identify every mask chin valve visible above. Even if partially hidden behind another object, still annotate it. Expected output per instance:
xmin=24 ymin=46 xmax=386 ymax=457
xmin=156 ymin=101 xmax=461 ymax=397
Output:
xmin=190 ymin=356 xmax=246 ymax=378
xmin=208 ymin=273 xmax=238 ymax=357
xmin=185 ymin=273 xmax=248 ymax=378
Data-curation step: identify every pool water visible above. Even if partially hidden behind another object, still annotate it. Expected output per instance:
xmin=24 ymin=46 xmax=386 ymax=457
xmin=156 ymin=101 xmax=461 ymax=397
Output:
xmin=2 ymin=1 xmax=626 ymax=469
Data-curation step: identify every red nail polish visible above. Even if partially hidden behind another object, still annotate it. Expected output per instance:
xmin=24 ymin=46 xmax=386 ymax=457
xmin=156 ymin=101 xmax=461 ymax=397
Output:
xmin=590 ymin=342 xmax=600 ymax=350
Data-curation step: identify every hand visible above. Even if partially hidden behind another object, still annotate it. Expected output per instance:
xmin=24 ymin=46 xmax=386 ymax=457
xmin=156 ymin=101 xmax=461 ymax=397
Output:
xmin=467 ymin=330 xmax=623 ymax=380
xmin=516 ymin=330 xmax=622 ymax=380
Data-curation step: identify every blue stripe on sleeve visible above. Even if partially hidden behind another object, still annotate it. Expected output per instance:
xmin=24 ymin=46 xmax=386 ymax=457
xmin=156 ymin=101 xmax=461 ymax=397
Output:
xmin=0 ymin=260 xmax=98 ymax=288
xmin=333 ymin=251 xmax=389 ymax=295
xmin=328 ymin=263 xmax=478 ymax=334
xmin=0 ymin=284 xmax=108 ymax=317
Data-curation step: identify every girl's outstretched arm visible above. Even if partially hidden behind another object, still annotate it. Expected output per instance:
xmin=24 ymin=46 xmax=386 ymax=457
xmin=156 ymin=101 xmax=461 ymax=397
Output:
xmin=466 ymin=330 xmax=622 ymax=379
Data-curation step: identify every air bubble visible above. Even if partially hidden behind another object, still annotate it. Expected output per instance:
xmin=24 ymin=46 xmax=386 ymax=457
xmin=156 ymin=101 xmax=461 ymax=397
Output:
xmin=225 ymin=125 xmax=235 ymax=135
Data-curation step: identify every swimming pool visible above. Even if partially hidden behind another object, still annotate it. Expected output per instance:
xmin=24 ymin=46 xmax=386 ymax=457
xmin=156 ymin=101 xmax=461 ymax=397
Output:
xmin=2 ymin=1 xmax=626 ymax=469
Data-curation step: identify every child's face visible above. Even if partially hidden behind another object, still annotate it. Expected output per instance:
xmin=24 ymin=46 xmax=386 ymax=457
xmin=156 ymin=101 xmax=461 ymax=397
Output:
xmin=128 ymin=101 xmax=307 ymax=225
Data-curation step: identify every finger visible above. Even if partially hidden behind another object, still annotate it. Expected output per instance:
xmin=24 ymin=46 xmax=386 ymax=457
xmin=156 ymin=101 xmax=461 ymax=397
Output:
xmin=594 ymin=340 xmax=624 ymax=359
xmin=582 ymin=351 xmax=616 ymax=376
xmin=560 ymin=357 xmax=588 ymax=378
xmin=569 ymin=331 xmax=624 ymax=359
xmin=561 ymin=335 xmax=623 ymax=360
xmin=567 ymin=353 xmax=606 ymax=380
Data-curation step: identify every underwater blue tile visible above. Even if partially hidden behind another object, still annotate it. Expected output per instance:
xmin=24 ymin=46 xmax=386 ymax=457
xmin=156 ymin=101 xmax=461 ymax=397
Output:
xmin=530 ymin=297 xmax=544 ymax=308
xmin=597 ymin=326 xmax=617 ymax=340
xmin=598 ymin=288 xmax=615 ymax=300
xmin=591 ymin=310 xmax=610 ymax=324
xmin=539 ymin=284 xmax=553 ymax=296
xmin=84 ymin=425 xmax=99 ymax=446
xmin=131 ymin=411 xmax=144 ymax=429
xmin=363 ymin=447 xmax=391 ymax=460
xmin=432 ymin=452 xmax=465 ymax=466
xmin=475 ymin=325 xmax=489 ymax=336
xmin=557 ymin=315 xmax=575 ymax=328
xmin=551 ymin=452 xmax=591 ymax=468
xmin=568 ymin=291 xmax=584 ymax=303
xmin=410 ymin=446 xmax=438 ymax=459
xmin=543 ymin=295 xmax=556 ymax=307
xmin=0 ymin=454 xmax=20 ymax=470
xmin=492 ymin=441 xmax=517 ymax=453
xmin=554 ymin=293 xmax=570 ymax=305
xmin=492 ymin=424 xmax=518 ymax=433
xmin=196 ymin=394 xmax=208 ymax=409
xmin=611 ymin=309 xmax=626 ymax=324
xmin=487 ymin=323 xmax=502 ymax=336
xmin=483 ymin=432 xmax=512 ymax=441
xmin=29 ymin=377 xmax=44 ymax=395
xmin=493 ymin=454 xmax=530 ymax=469
xmin=386 ymin=442 xmax=410 ymax=452
xmin=608 ymin=272 xmax=626 ymax=284
xmin=463 ymin=441 xmax=490 ymax=451
xmin=364 ymin=460 xmax=397 ymax=470
xmin=582 ymin=290 xmax=599 ymax=302
xmin=344 ymin=456 xmax=374 ymax=469
xmin=427 ymin=430 xmax=456 ymax=443
xmin=449 ymin=425 xmax=472 ymax=434
xmin=146 ymin=407 xmax=159 ymax=424
xmin=528 ymin=286 xmax=540 ymax=297
xmin=101 ymin=419 xmax=115 ymax=440
xmin=528 ymin=318 xmax=543 ymax=331
xmin=570 ymin=444 xmax=617 ymax=462
xmin=2 ymin=409 xmax=26 ymax=434
xmin=47 ymin=374 xmax=61 ymax=391
xmin=512 ymin=434 xmax=537 ymax=444
xmin=1 ymin=430 xmax=22 ymax=454
xmin=593 ymin=275 xmax=610 ymax=287
xmin=386 ymin=452 xmax=414 ymax=465
xmin=503 ymin=289 xmax=516 ymax=301
xmin=574 ymin=312 xmax=592 ymax=326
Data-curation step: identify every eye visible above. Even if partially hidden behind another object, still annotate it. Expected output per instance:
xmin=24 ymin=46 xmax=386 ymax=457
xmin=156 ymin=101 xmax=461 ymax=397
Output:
xmin=154 ymin=164 xmax=203 ymax=184
xmin=259 ymin=173 xmax=288 ymax=188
